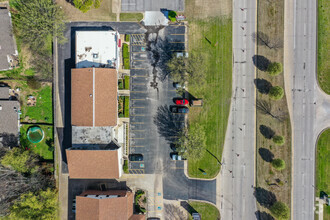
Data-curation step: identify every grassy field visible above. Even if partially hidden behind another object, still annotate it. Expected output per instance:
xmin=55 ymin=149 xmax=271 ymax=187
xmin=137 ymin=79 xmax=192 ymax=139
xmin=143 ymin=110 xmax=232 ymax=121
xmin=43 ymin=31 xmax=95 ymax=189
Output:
xmin=317 ymin=0 xmax=330 ymax=94
xmin=187 ymin=17 xmax=232 ymax=178
xmin=55 ymin=0 xmax=116 ymax=21
xmin=22 ymin=85 xmax=53 ymax=123
xmin=188 ymin=201 xmax=220 ymax=220
xmin=20 ymin=125 xmax=54 ymax=160
xmin=120 ymin=13 xmax=143 ymax=21
xmin=255 ymin=0 xmax=292 ymax=217
xmin=316 ymin=129 xmax=330 ymax=219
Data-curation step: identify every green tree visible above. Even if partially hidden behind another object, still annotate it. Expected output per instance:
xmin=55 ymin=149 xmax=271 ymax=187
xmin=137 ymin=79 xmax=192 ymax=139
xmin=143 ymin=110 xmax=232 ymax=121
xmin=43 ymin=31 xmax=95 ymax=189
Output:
xmin=177 ymin=124 xmax=206 ymax=160
xmin=1 ymin=148 xmax=37 ymax=173
xmin=273 ymin=135 xmax=285 ymax=146
xmin=269 ymin=86 xmax=284 ymax=100
xmin=270 ymin=201 xmax=290 ymax=220
xmin=166 ymin=53 xmax=205 ymax=86
xmin=267 ymin=62 xmax=283 ymax=76
xmin=11 ymin=0 xmax=66 ymax=78
xmin=271 ymin=158 xmax=286 ymax=171
xmin=9 ymin=189 xmax=58 ymax=220
xmin=168 ymin=11 xmax=177 ymax=22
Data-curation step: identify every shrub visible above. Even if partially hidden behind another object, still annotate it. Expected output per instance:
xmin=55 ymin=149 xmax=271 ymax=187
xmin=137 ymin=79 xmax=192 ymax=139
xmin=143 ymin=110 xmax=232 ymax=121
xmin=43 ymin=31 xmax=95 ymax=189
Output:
xmin=118 ymin=79 xmax=124 ymax=90
xmin=73 ymin=0 xmax=95 ymax=13
xmin=123 ymin=160 xmax=128 ymax=173
xmin=269 ymin=86 xmax=284 ymax=100
xmin=1 ymin=148 xmax=37 ymax=174
xmin=124 ymin=58 xmax=130 ymax=69
xmin=267 ymin=62 xmax=283 ymax=76
xmin=125 ymin=34 xmax=130 ymax=42
xmin=122 ymin=43 xmax=129 ymax=59
xmin=273 ymin=135 xmax=285 ymax=146
xmin=124 ymin=76 xmax=130 ymax=89
xmin=26 ymin=76 xmax=41 ymax=89
xmin=94 ymin=0 xmax=101 ymax=8
xmin=270 ymin=201 xmax=290 ymax=220
xmin=124 ymin=96 xmax=129 ymax=117
xmin=271 ymin=159 xmax=286 ymax=171
xmin=168 ymin=11 xmax=177 ymax=22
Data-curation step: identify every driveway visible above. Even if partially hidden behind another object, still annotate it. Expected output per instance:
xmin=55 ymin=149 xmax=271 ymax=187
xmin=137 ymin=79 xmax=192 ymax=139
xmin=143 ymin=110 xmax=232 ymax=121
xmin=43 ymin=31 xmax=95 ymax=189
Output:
xmin=121 ymin=0 xmax=184 ymax=12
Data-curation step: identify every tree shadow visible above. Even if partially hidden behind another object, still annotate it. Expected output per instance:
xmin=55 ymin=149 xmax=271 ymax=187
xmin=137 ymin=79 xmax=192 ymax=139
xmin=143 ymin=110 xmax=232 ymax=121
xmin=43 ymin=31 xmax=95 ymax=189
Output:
xmin=259 ymin=125 xmax=275 ymax=139
xmin=254 ymin=187 xmax=277 ymax=208
xmin=0 ymin=133 xmax=18 ymax=148
xmin=255 ymin=211 xmax=275 ymax=220
xmin=153 ymin=105 xmax=185 ymax=143
xmin=206 ymin=149 xmax=221 ymax=165
xmin=258 ymin=148 xmax=274 ymax=162
xmin=254 ymin=79 xmax=272 ymax=94
xmin=252 ymin=55 xmax=271 ymax=71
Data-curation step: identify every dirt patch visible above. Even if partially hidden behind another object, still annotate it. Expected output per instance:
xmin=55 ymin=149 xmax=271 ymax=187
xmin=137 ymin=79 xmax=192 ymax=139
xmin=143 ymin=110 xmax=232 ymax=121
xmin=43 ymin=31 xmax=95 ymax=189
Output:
xmin=55 ymin=0 xmax=116 ymax=21
xmin=185 ymin=0 xmax=231 ymax=19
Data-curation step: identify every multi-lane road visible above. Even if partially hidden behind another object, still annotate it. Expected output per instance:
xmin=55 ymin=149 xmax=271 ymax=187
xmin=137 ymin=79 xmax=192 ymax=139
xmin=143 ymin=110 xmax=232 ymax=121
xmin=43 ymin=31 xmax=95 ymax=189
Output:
xmin=285 ymin=0 xmax=330 ymax=219
xmin=219 ymin=0 xmax=257 ymax=219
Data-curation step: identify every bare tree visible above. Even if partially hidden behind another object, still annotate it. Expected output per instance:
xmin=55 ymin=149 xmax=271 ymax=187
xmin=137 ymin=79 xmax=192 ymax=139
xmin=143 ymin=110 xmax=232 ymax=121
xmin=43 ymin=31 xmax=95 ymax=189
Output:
xmin=256 ymin=100 xmax=287 ymax=122
xmin=253 ymin=32 xmax=283 ymax=50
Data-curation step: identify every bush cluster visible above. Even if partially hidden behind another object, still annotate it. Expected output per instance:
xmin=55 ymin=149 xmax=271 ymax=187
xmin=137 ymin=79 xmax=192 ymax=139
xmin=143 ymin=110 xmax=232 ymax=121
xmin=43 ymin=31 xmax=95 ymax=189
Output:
xmin=269 ymin=86 xmax=284 ymax=100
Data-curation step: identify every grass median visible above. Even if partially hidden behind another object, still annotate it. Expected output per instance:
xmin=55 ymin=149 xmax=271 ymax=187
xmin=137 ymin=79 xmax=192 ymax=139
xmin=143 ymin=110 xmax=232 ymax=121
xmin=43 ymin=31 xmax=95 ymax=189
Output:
xmin=120 ymin=13 xmax=143 ymax=22
xmin=187 ymin=17 xmax=232 ymax=178
xmin=316 ymin=129 xmax=330 ymax=219
xmin=317 ymin=0 xmax=330 ymax=94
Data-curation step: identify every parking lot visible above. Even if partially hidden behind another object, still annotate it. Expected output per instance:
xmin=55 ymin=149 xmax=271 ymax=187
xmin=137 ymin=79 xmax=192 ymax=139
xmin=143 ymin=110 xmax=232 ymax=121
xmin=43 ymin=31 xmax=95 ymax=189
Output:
xmin=121 ymin=0 xmax=184 ymax=12
xmin=128 ymin=24 xmax=187 ymax=174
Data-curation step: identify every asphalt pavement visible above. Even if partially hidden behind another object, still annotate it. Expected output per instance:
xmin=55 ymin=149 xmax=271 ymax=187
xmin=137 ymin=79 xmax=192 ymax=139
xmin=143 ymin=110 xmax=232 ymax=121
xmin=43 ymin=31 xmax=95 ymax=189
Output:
xmin=121 ymin=0 xmax=184 ymax=12
xmin=284 ymin=0 xmax=330 ymax=219
xmin=219 ymin=0 xmax=258 ymax=219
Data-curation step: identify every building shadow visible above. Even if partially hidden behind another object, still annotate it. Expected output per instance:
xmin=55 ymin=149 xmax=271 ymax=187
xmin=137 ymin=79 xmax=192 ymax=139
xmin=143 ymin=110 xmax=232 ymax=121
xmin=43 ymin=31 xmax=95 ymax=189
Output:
xmin=258 ymin=148 xmax=274 ymax=162
xmin=254 ymin=78 xmax=272 ymax=94
xmin=180 ymin=201 xmax=197 ymax=214
xmin=255 ymin=211 xmax=275 ymax=220
xmin=153 ymin=104 xmax=184 ymax=143
xmin=254 ymin=187 xmax=277 ymax=208
xmin=259 ymin=125 xmax=275 ymax=139
xmin=252 ymin=55 xmax=271 ymax=71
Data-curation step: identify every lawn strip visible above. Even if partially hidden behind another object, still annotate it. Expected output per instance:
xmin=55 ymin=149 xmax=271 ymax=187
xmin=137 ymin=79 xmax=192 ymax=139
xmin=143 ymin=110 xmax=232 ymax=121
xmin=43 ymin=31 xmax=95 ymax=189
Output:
xmin=120 ymin=13 xmax=143 ymax=22
xmin=187 ymin=17 xmax=232 ymax=178
xmin=188 ymin=201 xmax=220 ymax=220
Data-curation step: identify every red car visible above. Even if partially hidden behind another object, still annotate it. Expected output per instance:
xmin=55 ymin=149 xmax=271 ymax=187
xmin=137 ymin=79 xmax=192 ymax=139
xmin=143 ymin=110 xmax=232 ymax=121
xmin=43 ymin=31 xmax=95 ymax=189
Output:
xmin=175 ymin=99 xmax=189 ymax=105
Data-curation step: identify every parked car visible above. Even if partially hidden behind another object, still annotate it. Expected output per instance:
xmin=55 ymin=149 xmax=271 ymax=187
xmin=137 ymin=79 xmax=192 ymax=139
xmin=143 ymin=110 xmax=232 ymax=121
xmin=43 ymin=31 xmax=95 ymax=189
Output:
xmin=170 ymin=152 xmax=182 ymax=160
xmin=129 ymin=154 xmax=143 ymax=161
xmin=174 ymin=98 xmax=189 ymax=105
xmin=173 ymin=82 xmax=185 ymax=89
xmin=170 ymin=106 xmax=189 ymax=113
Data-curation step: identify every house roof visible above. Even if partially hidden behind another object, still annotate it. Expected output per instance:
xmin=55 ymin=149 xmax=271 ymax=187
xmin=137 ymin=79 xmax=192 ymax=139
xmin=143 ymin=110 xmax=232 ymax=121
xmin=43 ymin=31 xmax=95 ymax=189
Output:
xmin=66 ymin=149 xmax=120 ymax=179
xmin=76 ymin=190 xmax=137 ymax=220
xmin=0 ymin=86 xmax=9 ymax=99
xmin=0 ymin=7 xmax=17 ymax=70
xmin=0 ymin=100 xmax=19 ymax=147
xmin=71 ymin=68 xmax=117 ymax=127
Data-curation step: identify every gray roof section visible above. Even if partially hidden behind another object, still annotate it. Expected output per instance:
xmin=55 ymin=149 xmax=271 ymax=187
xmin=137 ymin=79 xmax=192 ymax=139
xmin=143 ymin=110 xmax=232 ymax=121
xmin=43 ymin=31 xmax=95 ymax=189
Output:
xmin=0 ymin=86 xmax=9 ymax=99
xmin=0 ymin=100 xmax=20 ymax=147
xmin=0 ymin=7 xmax=16 ymax=70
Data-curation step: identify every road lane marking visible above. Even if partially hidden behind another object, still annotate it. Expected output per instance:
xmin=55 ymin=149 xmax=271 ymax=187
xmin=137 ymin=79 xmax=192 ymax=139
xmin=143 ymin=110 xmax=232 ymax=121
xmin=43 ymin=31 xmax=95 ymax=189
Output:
xmin=131 ymin=51 xmax=147 ymax=53
xmin=131 ymin=99 xmax=146 ymax=101
xmin=130 ymin=161 xmax=144 ymax=163
xmin=131 ymin=106 xmax=145 ymax=108
xmin=131 ymin=146 xmax=145 ymax=147
xmin=132 ymin=60 xmax=146 ymax=62
xmin=169 ymin=42 xmax=185 ymax=43
xmin=130 ymin=122 xmax=145 ymax=124
xmin=131 ymin=130 xmax=145 ymax=132
xmin=129 ymin=137 xmax=145 ymax=139
xmin=131 ymin=75 xmax=148 ymax=78
xmin=170 ymin=167 xmax=184 ymax=169
xmin=130 ymin=114 xmax=146 ymax=116
xmin=131 ymin=67 xmax=146 ymax=70
xmin=130 ymin=91 xmax=147 ymax=93
xmin=132 ymin=83 xmax=147 ymax=85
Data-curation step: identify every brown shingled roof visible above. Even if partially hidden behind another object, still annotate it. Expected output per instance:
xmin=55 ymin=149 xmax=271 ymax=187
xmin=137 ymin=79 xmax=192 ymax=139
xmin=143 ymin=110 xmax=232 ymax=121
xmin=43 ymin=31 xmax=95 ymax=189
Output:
xmin=71 ymin=68 xmax=117 ymax=127
xmin=76 ymin=190 xmax=137 ymax=220
xmin=66 ymin=150 xmax=120 ymax=179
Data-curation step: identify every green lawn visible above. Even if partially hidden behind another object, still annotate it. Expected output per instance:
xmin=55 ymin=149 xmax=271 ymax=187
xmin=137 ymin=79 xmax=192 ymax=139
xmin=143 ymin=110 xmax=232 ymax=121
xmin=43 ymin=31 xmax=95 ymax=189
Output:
xmin=124 ymin=76 xmax=130 ymax=90
xmin=124 ymin=96 xmax=130 ymax=117
xmin=188 ymin=201 xmax=220 ymax=220
xmin=187 ymin=18 xmax=232 ymax=178
xmin=20 ymin=125 xmax=54 ymax=160
xmin=317 ymin=0 xmax=330 ymax=94
xmin=316 ymin=129 xmax=330 ymax=218
xmin=122 ymin=43 xmax=130 ymax=69
xmin=22 ymin=85 xmax=53 ymax=123
xmin=120 ymin=13 xmax=143 ymax=22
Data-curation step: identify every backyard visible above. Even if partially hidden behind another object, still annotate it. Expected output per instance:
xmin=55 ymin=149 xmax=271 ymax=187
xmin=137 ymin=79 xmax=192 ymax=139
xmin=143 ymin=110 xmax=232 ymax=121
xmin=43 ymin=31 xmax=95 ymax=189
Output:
xmin=316 ymin=129 xmax=330 ymax=219
xmin=187 ymin=18 xmax=232 ymax=178
xmin=20 ymin=125 xmax=54 ymax=160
